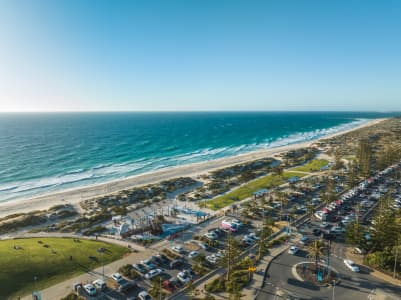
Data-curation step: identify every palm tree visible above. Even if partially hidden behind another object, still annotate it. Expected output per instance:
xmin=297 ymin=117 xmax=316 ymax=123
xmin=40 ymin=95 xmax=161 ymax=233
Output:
xmin=258 ymin=218 xmax=273 ymax=259
xmin=308 ymin=240 xmax=327 ymax=273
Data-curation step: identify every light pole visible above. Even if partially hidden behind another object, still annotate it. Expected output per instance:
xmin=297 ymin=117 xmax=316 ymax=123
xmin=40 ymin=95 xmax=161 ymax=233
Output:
xmin=393 ymin=236 xmax=399 ymax=279
xmin=97 ymin=247 xmax=105 ymax=280
xmin=332 ymin=280 xmax=335 ymax=300
xmin=159 ymin=276 xmax=162 ymax=300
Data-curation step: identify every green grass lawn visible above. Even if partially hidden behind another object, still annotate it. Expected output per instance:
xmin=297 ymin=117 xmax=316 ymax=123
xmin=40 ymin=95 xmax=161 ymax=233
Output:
xmin=206 ymin=171 xmax=306 ymax=210
xmin=292 ymin=159 xmax=329 ymax=172
xmin=0 ymin=237 xmax=129 ymax=299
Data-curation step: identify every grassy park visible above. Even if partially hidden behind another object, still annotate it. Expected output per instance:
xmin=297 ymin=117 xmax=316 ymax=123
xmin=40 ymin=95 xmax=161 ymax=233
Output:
xmin=205 ymin=171 xmax=306 ymax=210
xmin=0 ymin=237 xmax=129 ymax=299
xmin=292 ymin=159 xmax=329 ymax=172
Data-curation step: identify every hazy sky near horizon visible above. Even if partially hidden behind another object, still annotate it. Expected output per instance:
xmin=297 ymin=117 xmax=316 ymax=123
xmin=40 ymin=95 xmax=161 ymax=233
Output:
xmin=1 ymin=0 xmax=401 ymax=112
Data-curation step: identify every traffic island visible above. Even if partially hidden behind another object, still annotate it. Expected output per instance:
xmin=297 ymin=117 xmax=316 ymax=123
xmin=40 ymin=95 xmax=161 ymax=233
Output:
xmin=293 ymin=262 xmax=339 ymax=286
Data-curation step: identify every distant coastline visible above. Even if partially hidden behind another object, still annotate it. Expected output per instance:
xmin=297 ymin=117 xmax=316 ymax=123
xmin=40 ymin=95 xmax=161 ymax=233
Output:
xmin=0 ymin=117 xmax=385 ymax=218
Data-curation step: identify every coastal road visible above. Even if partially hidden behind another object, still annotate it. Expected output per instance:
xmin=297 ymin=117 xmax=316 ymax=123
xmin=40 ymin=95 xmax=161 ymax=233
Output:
xmin=257 ymin=251 xmax=401 ymax=300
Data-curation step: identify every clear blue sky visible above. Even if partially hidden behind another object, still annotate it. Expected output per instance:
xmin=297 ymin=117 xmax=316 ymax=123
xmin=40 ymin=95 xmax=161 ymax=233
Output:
xmin=1 ymin=0 xmax=401 ymax=111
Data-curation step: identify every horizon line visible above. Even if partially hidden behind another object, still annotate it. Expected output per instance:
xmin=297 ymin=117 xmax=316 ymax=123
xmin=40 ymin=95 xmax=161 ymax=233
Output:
xmin=0 ymin=109 xmax=400 ymax=113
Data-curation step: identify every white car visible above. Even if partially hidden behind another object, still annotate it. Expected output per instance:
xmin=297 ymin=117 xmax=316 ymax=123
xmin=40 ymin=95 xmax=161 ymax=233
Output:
xmin=288 ymin=246 xmax=299 ymax=255
xmin=111 ymin=272 xmax=123 ymax=282
xmin=177 ymin=271 xmax=191 ymax=284
xmin=204 ymin=232 xmax=218 ymax=240
xmin=145 ymin=268 xmax=163 ymax=279
xmin=248 ymin=232 xmax=260 ymax=240
xmin=231 ymin=219 xmax=243 ymax=227
xmin=83 ymin=283 xmax=97 ymax=296
xmin=171 ymin=245 xmax=185 ymax=254
xmin=188 ymin=251 xmax=200 ymax=259
xmin=243 ymin=237 xmax=256 ymax=245
xmin=93 ymin=279 xmax=106 ymax=291
xmin=138 ymin=291 xmax=153 ymax=300
xmin=206 ymin=254 xmax=219 ymax=264
xmin=216 ymin=250 xmax=227 ymax=258
xmin=344 ymin=259 xmax=360 ymax=272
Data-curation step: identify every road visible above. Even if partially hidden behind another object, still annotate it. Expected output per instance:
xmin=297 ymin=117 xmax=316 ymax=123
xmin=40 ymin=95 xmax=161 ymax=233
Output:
xmin=257 ymin=249 xmax=401 ymax=300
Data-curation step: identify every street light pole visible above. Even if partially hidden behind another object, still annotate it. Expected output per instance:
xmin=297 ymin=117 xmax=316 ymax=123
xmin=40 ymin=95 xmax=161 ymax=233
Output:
xmin=393 ymin=238 xmax=399 ymax=279
xmin=159 ymin=276 xmax=162 ymax=300
xmin=332 ymin=280 xmax=335 ymax=300
xmin=102 ymin=251 xmax=104 ymax=281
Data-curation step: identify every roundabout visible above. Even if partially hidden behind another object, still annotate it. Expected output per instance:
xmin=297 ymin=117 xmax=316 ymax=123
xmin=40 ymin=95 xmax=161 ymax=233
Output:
xmin=293 ymin=261 xmax=339 ymax=286
xmin=257 ymin=248 xmax=401 ymax=300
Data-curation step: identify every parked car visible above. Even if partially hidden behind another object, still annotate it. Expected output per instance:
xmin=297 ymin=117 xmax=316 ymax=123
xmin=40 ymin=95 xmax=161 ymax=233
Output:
xmin=188 ymin=251 xmax=200 ymax=259
xmin=300 ymin=236 xmax=309 ymax=245
xmin=150 ymin=255 xmax=163 ymax=265
xmin=142 ymin=259 xmax=157 ymax=270
xmin=197 ymin=242 xmax=210 ymax=250
xmin=171 ymin=245 xmax=185 ymax=254
xmin=216 ymin=250 xmax=227 ymax=258
xmin=118 ymin=279 xmax=135 ymax=293
xmin=177 ymin=271 xmax=191 ymax=284
xmin=330 ymin=226 xmax=345 ymax=234
xmin=157 ymin=253 xmax=171 ymax=264
xmin=242 ymin=237 xmax=256 ymax=245
xmin=344 ymin=259 xmax=360 ymax=272
xmin=163 ymin=280 xmax=176 ymax=292
xmin=204 ymin=232 xmax=218 ymax=240
xmin=83 ymin=284 xmax=97 ymax=296
xmin=288 ymin=246 xmax=299 ymax=255
xmin=247 ymin=232 xmax=260 ymax=240
xmin=169 ymin=259 xmax=184 ymax=269
xmin=138 ymin=291 xmax=153 ymax=300
xmin=145 ymin=268 xmax=163 ymax=280
xmin=206 ymin=254 xmax=219 ymax=264
xmin=133 ymin=263 xmax=148 ymax=274
xmin=111 ymin=273 xmax=123 ymax=282
xmin=93 ymin=279 xmax=106 ymax=291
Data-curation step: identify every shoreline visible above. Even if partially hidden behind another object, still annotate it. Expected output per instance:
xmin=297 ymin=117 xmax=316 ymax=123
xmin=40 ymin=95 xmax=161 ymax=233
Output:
xmin=0 ymin=118 xmax=385 ymax=218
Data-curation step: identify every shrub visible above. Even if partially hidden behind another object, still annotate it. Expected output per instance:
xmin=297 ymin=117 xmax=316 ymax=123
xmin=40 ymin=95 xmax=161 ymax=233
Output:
xmin=118 ymin=264 xmax=141 ymax=280
xmin=61 ymin=293 xmax=85 ymax=300
xmin=205 ymin=277 xmax=225 ymax=293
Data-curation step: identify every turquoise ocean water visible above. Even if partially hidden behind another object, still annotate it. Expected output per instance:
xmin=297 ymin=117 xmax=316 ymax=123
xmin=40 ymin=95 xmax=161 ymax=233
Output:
xmin=0 ymin=112 xmax=396 ymax=202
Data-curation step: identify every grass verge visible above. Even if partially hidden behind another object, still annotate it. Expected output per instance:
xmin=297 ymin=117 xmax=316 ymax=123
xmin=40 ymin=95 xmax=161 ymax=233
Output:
xmin=292 ymin=159 xmax=329 ymax=172
xmin=206 ymin=171 xmax=306 ymax=210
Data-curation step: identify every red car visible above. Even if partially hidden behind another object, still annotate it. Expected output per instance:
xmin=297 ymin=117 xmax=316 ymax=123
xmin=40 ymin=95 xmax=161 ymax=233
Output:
xmin=163 ymin=280 xmax=176 ymax=292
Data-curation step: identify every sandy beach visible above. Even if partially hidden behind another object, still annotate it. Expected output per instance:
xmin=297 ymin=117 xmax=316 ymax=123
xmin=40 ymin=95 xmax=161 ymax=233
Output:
xmin=0 ymin=118 xmax=386 ymax=218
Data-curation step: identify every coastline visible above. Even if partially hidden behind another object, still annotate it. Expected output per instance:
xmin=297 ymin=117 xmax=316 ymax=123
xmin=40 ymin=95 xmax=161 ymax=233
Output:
xmin=0 ymin=118 xmax=385 ymax=218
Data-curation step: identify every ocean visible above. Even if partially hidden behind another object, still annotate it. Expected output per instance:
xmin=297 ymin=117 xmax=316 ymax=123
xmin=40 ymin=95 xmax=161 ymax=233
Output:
xmin=0 ymin=112 xmax=396 ymax=202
